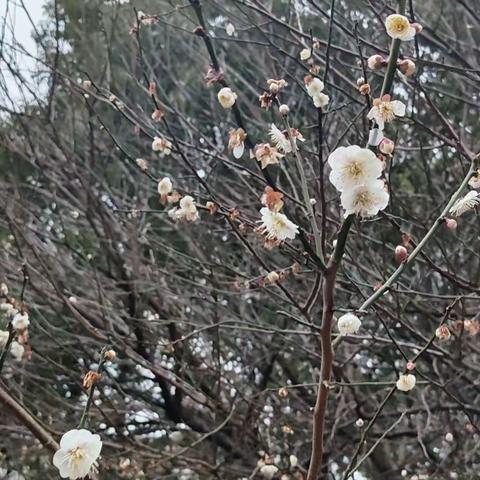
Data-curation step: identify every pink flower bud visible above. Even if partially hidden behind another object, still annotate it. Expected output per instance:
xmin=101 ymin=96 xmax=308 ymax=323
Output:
xmin=406 ymin=361 xmax=415 ymax=371
xmin=445 ymin=218 xmax=457 ymax=230
xmin=395 ymin=245 xmax=408 ymax=264
xmin=367 ymin=54 xmax=387 ymax=71
xmin=397 ymin=59 xmax=416 ymax=77
xmin=379 ymin=138 xmax=395 ymax=155
xmin=435 ymin=325 xmax=451 ymax=341
xmin=412 ymin=22 xmax=423 ymax=34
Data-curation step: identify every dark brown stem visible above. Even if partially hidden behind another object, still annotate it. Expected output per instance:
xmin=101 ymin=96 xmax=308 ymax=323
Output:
xmin=307 ymin=264 xmax=338 ymax=480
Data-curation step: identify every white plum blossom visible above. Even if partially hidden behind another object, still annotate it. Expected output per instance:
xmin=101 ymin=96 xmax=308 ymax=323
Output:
xmin=259 ymin=208 xmax=298 ymax=241
xmin=449 ymin=190 xmax=480 ymax=217
xmin=10 ymin=342 xmax=24 ymax=361
xmin=313 ymin=93 xmax=329 ymax=108
xmin=385 ymin=14 xmax=416 ymax=41
xmin=217 ymin=87 xmax=237 ymax=109
xmin=396 ymin=373 xmax=416 ymax=392
xmin=53 ymin=429 xmax=102 ymax=479
xmin=151 ymin=137 xmax=172 ymax=156
xmin=260 ymin=464 xmax=279 ymax=479
xmin=328 ymin=145 xmax=383 ymax=191
xmin=337 ymin=313 xmax=361 ymax=335
xmin=168 ymin=196 xmax=199 ymax=223
xmin=11 ymin=312 xmax=30 ymax=330
xmin=269 ymin=124 xmax=292 ymax=153
xmin=367 ymin=95 xmax=406 ymax=130
xmin=305 ymin=77 xmax=329 ymax=109
xmin=157 ymin=177 xmax=173 ymax=196
xmin=228 ymin=128 xmax=247 ymax=159
xmin=300 ymin=48 xmax=311 ymax=61
xmin=306 ymin=78 xmax=324 ymax=97
xmin=225 ymin=23 xmax=235 ymax=36
xmin=340 ymin=180 xmax=389 ymax=218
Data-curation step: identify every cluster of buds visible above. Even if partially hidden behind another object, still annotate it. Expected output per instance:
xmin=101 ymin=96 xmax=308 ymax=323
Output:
xmin=233 ymin=263 xmax=300 ymax=291
xmin=258 ymin=78 xmax=287 ymax=110
xmin=0 ymin=285 xmax=30 ymax=362
xmin=356 ymin=77 xmax=371 ymax=96
xmin=451 ymin=319 xmax=480 ymax=337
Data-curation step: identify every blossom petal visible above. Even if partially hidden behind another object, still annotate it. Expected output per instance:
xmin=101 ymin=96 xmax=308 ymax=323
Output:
xmin=391 ymin=100 xmax=406 ymax=117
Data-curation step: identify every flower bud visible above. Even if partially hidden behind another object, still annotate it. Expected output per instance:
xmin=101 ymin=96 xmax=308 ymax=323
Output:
xmin=367 ymin=54 xmax=387 ymax=70
xmin=396 ymin=373 xmax=416 ymax=392
xmin=279 ymin=104 xmax=290 ymax=116
xmin=278 ymin=387 xmax=289 ymax=398
xmin=445 ymin=218 xmax=457 ymax=230
xmin=435 ymin=324 xmax=451 ymax=341
xmin=104 ymin=349 xmax=117 ymax=361
xmin=394 ymin=245 xmax=408 ymax=264
xmin=355 ymin=418 xmax=364 ymax=428
xmin=379 ymin=138 xmax=395 ymax=155
xmin=397 ymin=58 xmax=416 ymax=77
xmin=412 ymin=22 xmax=423 ymax=34
xmin=135 ymin=158 xmax=148 ymax=171
xmin=83 ymin=371 xmax=101 ymax=390
xmin=356 ymin=77 xmax=365 ymax=86
xmin=217 ymin=87 xmax=237 ymax=109
xmin=358 ymin=83 xmax=371 ymax=95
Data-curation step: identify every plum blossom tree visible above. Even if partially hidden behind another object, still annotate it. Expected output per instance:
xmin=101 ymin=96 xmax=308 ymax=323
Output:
xmin=1 ymin=0 xmax=480 ymax=479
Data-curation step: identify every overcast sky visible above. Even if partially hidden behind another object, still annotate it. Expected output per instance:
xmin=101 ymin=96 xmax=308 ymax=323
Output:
xmin=1 ymin=0 xmax=47 ymax=104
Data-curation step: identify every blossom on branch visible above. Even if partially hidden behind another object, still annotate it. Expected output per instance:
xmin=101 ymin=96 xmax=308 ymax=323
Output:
xmin=228 ymin=128 xmax=247 ymax=159
xmin=328 ymin=145 xmax=384 ymax=191
xmin=449 ymin=190 xmax=480 ymax=217
xmin=168 ymin=196 xmax=199 ymax=223
xmin=253 ymin=143 xmax=284 ymax=169
xmin=152 ymin=137 xmax=172 ymax=156
xmin=340 ymin=180 xmax=389 ymax=218
xmin=258 ymin=208 xmax=298 ymax=242
xmin=217 ymin=87 xmax=237 ymax=109
xmin=396 ymin=374 xmax=416 ymax=392
xmin=53 ymin=429 xmax=102 ymax=479
xmin=385 ymin=14 xmax=416 ymax=41
xmin=367 ymin=95 xmax=406 ymax=130
xmin=337 ymin=313 xmax=361 ymax=335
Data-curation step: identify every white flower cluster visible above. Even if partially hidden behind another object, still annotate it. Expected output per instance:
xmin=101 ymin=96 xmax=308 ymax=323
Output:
xmin=168 ymin=195 xmax=199 ymax=223
xmin=305 ymin=77 xmax=329 ymax=109
xmin=328 ymin=145 xmax=389 ymax=217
